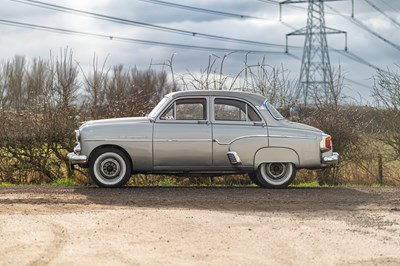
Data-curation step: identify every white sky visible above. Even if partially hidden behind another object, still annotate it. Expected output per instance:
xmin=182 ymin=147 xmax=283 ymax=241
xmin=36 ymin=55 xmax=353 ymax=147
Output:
xmin=1 ymin=0 xmax=400 ymax=104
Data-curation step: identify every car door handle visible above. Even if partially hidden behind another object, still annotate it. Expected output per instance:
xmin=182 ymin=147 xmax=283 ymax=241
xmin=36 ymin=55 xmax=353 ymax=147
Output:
xmin=253 ymin=122 xmax=265 ymax=127
xmin=197 ymin=120 xmax=209 ymax=125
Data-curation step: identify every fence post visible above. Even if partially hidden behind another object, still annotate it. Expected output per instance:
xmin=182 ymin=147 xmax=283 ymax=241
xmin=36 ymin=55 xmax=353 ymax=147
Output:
xmin=378 ymin=153 xmax=383 ymax=185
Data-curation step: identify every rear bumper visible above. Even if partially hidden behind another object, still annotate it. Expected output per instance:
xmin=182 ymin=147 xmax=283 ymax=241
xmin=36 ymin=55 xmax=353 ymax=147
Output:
xmin=322 ymin=152 xmax=339 ymax=166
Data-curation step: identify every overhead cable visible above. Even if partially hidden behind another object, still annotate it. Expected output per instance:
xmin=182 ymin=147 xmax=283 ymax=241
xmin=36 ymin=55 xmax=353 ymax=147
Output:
xmin=326 ymin=4 xmax=400 ymax=52
xmin=364 ymin=0 xmax=400 ymax=29
xmin=0 ymin=18 xmax=288 ymax=55
xmin=11 ymin=0 xmax=293 ymax=50
xmin=137 ymin=0 xmax=271 ymax=21
xmin=333 ymin=49 xmax=389 ymax=74
xmin=378 ymin=0 xmax=400 ymax=13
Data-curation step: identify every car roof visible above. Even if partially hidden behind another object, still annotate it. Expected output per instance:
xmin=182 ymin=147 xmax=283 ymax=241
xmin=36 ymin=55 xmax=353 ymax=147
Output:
xmin=166 ymin=90 xmax=266 ymax=106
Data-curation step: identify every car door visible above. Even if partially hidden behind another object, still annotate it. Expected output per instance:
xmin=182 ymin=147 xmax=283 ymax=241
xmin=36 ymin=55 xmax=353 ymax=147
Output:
xmin=211 ymin=97 xmax=268 ymax=168
xmin=153 ymin=96 xmax=212 ymax=168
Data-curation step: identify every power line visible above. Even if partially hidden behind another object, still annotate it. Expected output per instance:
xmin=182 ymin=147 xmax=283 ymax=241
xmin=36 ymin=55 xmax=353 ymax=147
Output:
xmin=343 ymin=77 xmax=371 ymax=90
xmin=257 ymin=0 xmax=335 ymax=28
xmin=258 ymin=0 xmax=337 ymax=16
xmin=378 ymin=0 xmax=400 ymax=13
xmin=11 ymin=0 xmax=293 ymax=50
xmin=364 ymin=0 xmax=400 ymax=29
xmin=325 ymin=4 xmax=400 ymax=52
xmin=137 ymin=0 xmax=271 ymax=21
xmin=332 ymin=49 xmax=388 ymax=74
xmin=257 ymin=0 xmax=280 ymax=5
xmin=258 ymin=0 xmax=307 ymax=15
xmin=287 ymin=50 xmax=378 ymax=91
xmin=4 ymin=0 xmax=389 ymax=93
xmin=0 ymin=18 xmax=288 ymax=55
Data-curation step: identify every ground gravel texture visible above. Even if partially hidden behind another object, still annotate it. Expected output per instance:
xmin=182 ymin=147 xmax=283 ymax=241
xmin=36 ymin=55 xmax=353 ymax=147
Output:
xmin=0 ymin=186 xmax=399 ymax=266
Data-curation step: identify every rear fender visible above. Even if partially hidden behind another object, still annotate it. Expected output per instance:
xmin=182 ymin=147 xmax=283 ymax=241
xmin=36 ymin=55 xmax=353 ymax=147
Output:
xmin=254 ymin=148 xmax=300 ymax=170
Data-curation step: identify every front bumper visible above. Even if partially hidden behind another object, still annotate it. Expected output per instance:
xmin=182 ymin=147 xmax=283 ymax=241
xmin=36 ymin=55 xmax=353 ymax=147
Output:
xmin=67 ymin=141 xmax=88 ymax=167
xmin=67 ymin=152 xmax=88 ymax=165
xmin=322 ymin=152 xmax=339 ymax=166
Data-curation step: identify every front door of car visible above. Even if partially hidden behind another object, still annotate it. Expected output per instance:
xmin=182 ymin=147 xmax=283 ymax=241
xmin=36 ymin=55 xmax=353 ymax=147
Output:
xmin=211 ymin=97 xmax=268 ymax=168
xmin=153 ymin=97 xmax=212 ymax=168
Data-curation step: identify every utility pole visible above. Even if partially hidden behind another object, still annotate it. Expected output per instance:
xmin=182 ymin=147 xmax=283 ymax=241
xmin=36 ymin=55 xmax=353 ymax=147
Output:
xmin=281 ymin=0 xmax=352 ymax=105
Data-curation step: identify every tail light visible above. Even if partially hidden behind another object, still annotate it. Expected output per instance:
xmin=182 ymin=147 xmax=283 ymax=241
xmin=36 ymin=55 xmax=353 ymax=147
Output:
xmin=320 ymin=135 xmax=332 ymax=152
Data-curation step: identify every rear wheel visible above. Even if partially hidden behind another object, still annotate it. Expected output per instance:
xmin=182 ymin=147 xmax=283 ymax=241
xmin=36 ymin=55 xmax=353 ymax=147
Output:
xmin=248 ymin=172 xmax=262 ymax=187
xmin=89 ymin=147 xmax=132 ymax=188
xmin=255 ymin=162 xmax=296 ymax=188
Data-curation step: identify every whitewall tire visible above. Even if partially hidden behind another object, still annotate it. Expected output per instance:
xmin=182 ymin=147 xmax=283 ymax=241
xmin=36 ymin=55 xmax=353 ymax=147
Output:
xmin=89 ymin=147 xmax=132 ymax=188
xmin=255 ymin=162 xmax=296 ymax=188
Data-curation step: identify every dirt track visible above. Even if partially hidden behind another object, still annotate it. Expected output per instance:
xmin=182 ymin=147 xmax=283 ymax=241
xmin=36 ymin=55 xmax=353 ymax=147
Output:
xmin=0 ymin=186 xmax=400 ymax=266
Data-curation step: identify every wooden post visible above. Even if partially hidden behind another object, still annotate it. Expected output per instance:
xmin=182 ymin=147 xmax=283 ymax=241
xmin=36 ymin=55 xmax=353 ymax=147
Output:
xmin=378 ymin=153 xmax=383 ymax=185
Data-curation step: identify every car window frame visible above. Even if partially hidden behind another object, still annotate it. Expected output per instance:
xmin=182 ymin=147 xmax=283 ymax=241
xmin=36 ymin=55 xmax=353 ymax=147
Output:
xmin=211 ymin=96 xmax=264 ymax=125
xmin=156 ymin=96 xmax=210 ymax=123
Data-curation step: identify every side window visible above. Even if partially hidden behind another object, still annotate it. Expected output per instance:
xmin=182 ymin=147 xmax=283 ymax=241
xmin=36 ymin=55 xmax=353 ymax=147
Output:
xmin=214 ymin=98 xmax=261 ymax=122
xmin=161 ymin=98 xmax=207 ymax=120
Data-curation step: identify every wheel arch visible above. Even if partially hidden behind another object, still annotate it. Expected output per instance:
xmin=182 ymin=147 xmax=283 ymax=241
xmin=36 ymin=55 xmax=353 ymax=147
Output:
xmin=254 ymin=147 xmax=300 ymax=170
xmin=89 ymin=144 xmax=133 ymax=170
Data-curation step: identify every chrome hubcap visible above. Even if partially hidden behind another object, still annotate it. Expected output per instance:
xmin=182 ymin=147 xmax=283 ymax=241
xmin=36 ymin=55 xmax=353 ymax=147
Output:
xmin=266 ymin=163 xmax=287 ymax=180
xmin=100 ymin=159 xmax=120 ymax=179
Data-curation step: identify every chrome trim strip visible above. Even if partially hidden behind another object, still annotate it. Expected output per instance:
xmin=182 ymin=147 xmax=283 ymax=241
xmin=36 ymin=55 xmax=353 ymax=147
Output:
xmin=214 ymin=135 xmax=269 ymax=145
xmin=213 ymin=134 xmax=314 ymax=146
xmin=227 ymin=151 xmax=242 ymax=165
xmin=86 ymin=138 xmax=213 ymax=142
xmin=269 ymin=135 xmax=316 ymax=140
xmin=85 ymin=139 xmax=152 ymax=142
xmin=154 ymin=139 xmax=212 ymax=142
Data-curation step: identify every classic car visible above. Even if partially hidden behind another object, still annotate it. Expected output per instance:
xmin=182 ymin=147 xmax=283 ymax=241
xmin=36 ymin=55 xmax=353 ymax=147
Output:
xmin=67 ymin=90 xmax=339 ymax=188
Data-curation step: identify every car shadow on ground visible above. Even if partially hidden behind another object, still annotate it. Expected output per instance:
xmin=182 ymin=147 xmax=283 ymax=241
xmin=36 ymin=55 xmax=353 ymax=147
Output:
xmin=73 ymin=186 xmax=393 ymax=213
xmin=1 ymin=186 xmax=397 ymax=214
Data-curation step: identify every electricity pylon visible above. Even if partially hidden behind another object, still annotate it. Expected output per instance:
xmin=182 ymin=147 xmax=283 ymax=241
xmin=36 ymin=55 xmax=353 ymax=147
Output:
xmin=282 ymin=0 xmax=352 ymax=105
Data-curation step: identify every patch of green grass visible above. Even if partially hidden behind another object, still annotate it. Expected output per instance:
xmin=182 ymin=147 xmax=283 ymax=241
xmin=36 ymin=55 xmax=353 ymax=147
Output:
xmin=0 ymin=182 xmax=14 ymax=186
xmin=156 ymin=179 xmax=176 ymax=187
xmin=371 ymin=183 xmax=392 ymax=188
xmin=291 ymin=182 xmax=395 ymax=188
xmin=291 ymin=181 xmax=322 ymax=188
xmin=51 ymin=178 xmax=76 ymax=186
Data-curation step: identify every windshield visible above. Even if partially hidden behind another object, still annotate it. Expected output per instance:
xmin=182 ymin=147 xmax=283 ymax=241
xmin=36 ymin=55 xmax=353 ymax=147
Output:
xmin=148 ymin=96 xmax=170 ymax=119
xmin=259 ymin=100 xmax=285 ymax=120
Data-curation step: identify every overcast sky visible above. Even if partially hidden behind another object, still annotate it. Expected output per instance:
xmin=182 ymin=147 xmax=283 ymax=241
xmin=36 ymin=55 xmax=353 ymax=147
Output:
xmin=1 ymin=0 xmax=400 ymax=103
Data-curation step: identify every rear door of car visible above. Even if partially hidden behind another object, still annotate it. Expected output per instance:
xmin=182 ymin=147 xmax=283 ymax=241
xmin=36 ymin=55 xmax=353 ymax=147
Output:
xmin=211 ymin=97 xmax=268 ymax=168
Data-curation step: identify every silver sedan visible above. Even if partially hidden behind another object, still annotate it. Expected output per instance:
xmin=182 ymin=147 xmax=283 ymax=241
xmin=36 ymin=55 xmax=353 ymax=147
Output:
xmin=68 ymin=90 xmax=338 ymax=188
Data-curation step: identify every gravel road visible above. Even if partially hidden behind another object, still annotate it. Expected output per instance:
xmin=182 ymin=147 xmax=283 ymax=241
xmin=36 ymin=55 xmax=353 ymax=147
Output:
xmin=0 ymin=186 xmax=399 ymax=266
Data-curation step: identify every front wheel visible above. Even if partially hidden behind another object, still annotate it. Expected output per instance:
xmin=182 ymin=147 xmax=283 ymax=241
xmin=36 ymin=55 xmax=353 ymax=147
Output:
xmin=255 ymin=162 xmax=296 ymax=188
xmin=89 ymin=147 xmax=132 ymax=188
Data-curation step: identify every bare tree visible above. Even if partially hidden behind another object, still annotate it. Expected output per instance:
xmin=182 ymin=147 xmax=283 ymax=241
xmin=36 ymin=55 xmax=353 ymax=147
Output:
xmin=178 ymin=54 xmax=299 ymax=109
xmin=0 ymin=49 xmax=81 ymax=183
xmin=81 ymin=54 xmax=110 ymax=119
xmin=242 ymin=61 xmax=299 ymax=109
xmin=1 ymin=56 xmax=27 ymax=112
xmin=372 ymin=67 xmax=400 ymax=160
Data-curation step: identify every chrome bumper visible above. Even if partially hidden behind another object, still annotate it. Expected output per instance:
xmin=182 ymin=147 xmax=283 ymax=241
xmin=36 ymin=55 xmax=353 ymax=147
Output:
xmin=67 ymin=152 xmax=88 ymax=165
xmin=322 ymin=152 xmax=339 ymax=166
